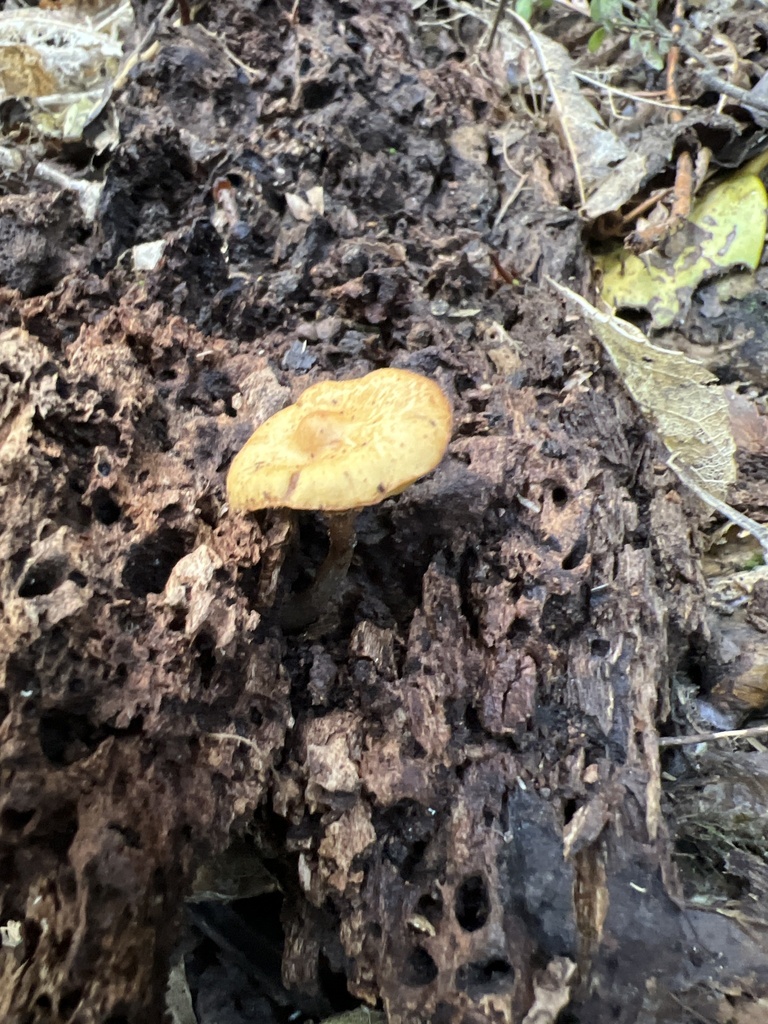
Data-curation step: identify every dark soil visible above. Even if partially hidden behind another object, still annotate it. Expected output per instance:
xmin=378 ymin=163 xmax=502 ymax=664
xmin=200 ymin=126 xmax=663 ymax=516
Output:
xmin=2 ymin=2 xmax=768 ymax=1024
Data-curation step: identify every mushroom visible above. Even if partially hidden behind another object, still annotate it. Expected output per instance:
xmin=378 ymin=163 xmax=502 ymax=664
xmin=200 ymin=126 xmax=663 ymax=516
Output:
xmin=227 ymin=367 xmax=453 ymax=627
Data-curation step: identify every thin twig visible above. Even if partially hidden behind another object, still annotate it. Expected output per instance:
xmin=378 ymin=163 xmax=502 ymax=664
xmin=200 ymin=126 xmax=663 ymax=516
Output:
xmin=686 ymin=57 xmax=768 ymax=116
xmin=548 ymin=0 xmax=768 ymax=120
xmin=619 ymin=187 xmax=673 ymax=225
xmin=626 ymin=0 xmax=692 ymax=248
xmin=667 ymin=0 xmax=694 ymax=222
xmin=493 ymin=170 xmax=527 ymax=227
xmin=34 ymin=161 xmax=103 ymax=221
xmin=670 ymin=460 xmax=768 ymax=561
xmin=115 ymin=0 xmax=176 ymax=91
xmin=623 ymin=7 xmax=768 ymax=118
xmin=206 ymin=732 xmax=263 ymax=755
xmin=503 ymin=9 xmax=587 ymax=207
xmin=486 ymin=0 xmax=509 ymax=51
xmin=573 ymin=72 xmax=690 ymax=111
xmin=84 ymin=0 xmax=176 ymax=128
xmin=195 ymin=22 xmax=264 ymax=79
xmin=445 ymin=0 xmax=586 ymax=203
xmin=659 ymin=724 xmax=768 ymax=748
xmin=666 ymin=990 xmax=718 ymax=1024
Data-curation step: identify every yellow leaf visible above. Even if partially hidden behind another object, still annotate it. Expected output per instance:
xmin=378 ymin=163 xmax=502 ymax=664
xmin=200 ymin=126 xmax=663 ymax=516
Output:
xmin=596 ymin=174 xmax=768 ymax=328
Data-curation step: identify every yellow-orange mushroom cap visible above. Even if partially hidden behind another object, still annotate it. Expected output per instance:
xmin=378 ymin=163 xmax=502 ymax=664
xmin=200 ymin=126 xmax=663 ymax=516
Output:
xmin=226 ymin=368 xmax=452 ymax=513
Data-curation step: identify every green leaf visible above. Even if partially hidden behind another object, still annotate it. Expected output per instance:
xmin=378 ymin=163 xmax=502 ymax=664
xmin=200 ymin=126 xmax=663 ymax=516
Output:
xmin=587 ymin=26 xmax=607 ymax=52
xmin=633 ymin=32 xmax=665 ymax=71
xmin=590 ymin=0 xmax=622 ymax=23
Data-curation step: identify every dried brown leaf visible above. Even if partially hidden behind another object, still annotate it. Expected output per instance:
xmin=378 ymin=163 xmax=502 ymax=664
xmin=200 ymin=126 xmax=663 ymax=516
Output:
xmin=550 ymin=281 xmax=736 ymax=500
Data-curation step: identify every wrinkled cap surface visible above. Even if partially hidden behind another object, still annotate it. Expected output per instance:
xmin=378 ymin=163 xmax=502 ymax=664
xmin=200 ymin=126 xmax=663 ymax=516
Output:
xmin=227 ymin=367 xmax=452 ymax=512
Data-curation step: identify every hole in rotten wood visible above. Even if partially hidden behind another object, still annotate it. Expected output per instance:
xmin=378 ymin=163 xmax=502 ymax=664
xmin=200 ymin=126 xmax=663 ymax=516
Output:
xmin=562 ymin=537 xmax=587 ymax=570
xmin=455 ymin=874 xmax=490 ymax=932
xmin=91 ymin=487 xmax=121 ymax=525
xmin=456 ymin=957 xmax=514 ymax=995
xmin=18 ymin=557 xmax=68 ymax=598
xmin=403 ymin=946 xmax=438 ymax=986
xmin=563 ymin=799 xmax=578 ymax=825
xmin=121 ymin=527 xmax=190 ymax=596
xmin=551 ymin=486 xmax=569 ymax=507
xmin=1 ymin=807 xmax=35 ymax=831
xmin=58 ymin=987 xmax=83 ymax=1021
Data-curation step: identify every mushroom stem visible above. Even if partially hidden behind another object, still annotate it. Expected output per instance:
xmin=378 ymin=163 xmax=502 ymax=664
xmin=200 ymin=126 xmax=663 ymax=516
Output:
xmin=280 ymin=510 xmax=358 ymax=630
